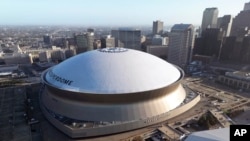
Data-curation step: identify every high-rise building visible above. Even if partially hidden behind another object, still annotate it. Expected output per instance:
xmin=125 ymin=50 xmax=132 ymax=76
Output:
xmin=43 ymin=34 xmax=52 ymax=45
xmin=193 ymin=28 xmax=223 ymax=58
xmin=217 ymin=15 xmax=233 ymax=37
xmin=39 ymin=51 xmax=51 ymax=62
xmin=75 ymin=33 xmax=94 ymax=54
xmin=51 ymin=50 xmax=65 ymax=62
xmin=168 ymin=24 xmax=194 ymax=69
xmin=146 ymin=45 xmax=168 ymax=59
xmin=220 ymin=36 xmax=250 ymax=64
xmin=63 ymin=39 xmax=69 ymax=49
xmin=219 ymin=36 xmax=239 ymax=62
xmin=153 ymin=20 xmax=164 ymax=35
xmin=201 ymin=8 xmax=219 ymax=33
xmin=151 ymin=35 xmax=168 ymax=45
xmin=100 ymin=35 xmax=115 ymax=48
xmin=244 ymin=1 xmax=250 ymax=11
xmin=231 ymin=2 xmax=250 ymax=37
xmin=87 ymin=28 xmax=94 ymax=33
xmin=111 ymin=28 xmax=141 ymax=50
xmin=239 ymin=36 xmax=250 ymax=63
xmin=65 ymin=49 xmax=76 ymax=59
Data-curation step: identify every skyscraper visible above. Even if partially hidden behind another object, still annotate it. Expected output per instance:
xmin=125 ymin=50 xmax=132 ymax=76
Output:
xmin=244 ymin=1 xmax=250 ymax=11
xmin=153 ymin=20 xmax=164 ymax=35
xmin=75 ymin=33 xmax=94 ymax=54
xmin=201 ymin=8 xmax=219 ymax=33
xmin=111 ymin=28 xmax=141 ymax=50
xmin=43 ymin=34 xmax=52 ymax=45
xmin=193 ymin=28 xmax=223 ymax=57
xmin=100 ymin=35 xmax=115 ymax=48
xmin=217 ymin=15 xmax=233 ymax=37
xmin=168 ymin=24 xmax=194 ymax=69
xmin=231 ymin=2 xmax=250 ymax=37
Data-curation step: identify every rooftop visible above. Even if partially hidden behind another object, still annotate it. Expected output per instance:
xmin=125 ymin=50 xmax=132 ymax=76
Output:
xmin=185 ymin=128 xmax=229 ymax=141
xmin=171 ymin=24 xmax=193 ymax=31
xmin=44 ymin=48 xmax=181 ymax=94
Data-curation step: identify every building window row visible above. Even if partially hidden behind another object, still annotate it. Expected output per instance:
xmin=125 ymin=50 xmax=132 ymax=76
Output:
xmin=218 ymin=76 xmax=250 ymax=90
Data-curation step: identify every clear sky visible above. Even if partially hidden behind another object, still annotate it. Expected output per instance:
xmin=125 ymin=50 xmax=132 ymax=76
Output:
xmin=0 ymin=0 xmax=249 ymax=26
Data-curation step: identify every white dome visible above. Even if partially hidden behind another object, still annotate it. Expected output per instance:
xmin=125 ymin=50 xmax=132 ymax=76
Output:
xmin=44 ymin=48 xmax=181 ymax=94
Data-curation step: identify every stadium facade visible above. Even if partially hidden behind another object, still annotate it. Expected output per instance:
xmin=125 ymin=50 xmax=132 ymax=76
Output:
xmin=40 ymin=47 xmax=200 ymax=138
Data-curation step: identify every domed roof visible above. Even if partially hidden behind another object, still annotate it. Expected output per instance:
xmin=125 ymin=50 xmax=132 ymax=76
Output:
xmin=43 ymin=48 xmax=181 ymax=94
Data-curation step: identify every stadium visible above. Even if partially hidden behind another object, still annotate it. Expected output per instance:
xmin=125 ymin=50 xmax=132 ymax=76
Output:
xmin=40 ymin=47 xmax=200 ymax=138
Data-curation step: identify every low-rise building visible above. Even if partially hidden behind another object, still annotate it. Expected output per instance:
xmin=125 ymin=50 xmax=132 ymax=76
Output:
xmin=3 ymin=53 xmax=33 ymax=65
xmin=217 ymin=71 xmax=250 ymax=91
xmin=39 ymin=51 xmax=51 ymax=62
xmin=146 ymin=45 xmax=168 ymax=59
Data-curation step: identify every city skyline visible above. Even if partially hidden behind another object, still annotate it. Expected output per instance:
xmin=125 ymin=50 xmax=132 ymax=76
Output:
xmin=1 ymin=0 xmax=249 ymax=26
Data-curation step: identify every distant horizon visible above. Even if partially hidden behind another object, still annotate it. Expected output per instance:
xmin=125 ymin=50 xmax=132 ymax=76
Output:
xmin=0 ymin=24 xmax=200 ymax=27
xmin=1 ymin=0 xmax=249 ymax=26
xmin=0 ymin=24 xmax=201 ymax=33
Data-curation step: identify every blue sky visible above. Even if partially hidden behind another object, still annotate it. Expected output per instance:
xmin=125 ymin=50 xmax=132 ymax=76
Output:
xmin=0 ymin=0 xmax=249 ymax=26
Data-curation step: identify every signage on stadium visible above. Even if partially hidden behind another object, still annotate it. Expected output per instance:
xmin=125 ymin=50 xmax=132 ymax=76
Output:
xmin=48 ymin=71 xmax=73 ymax=85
